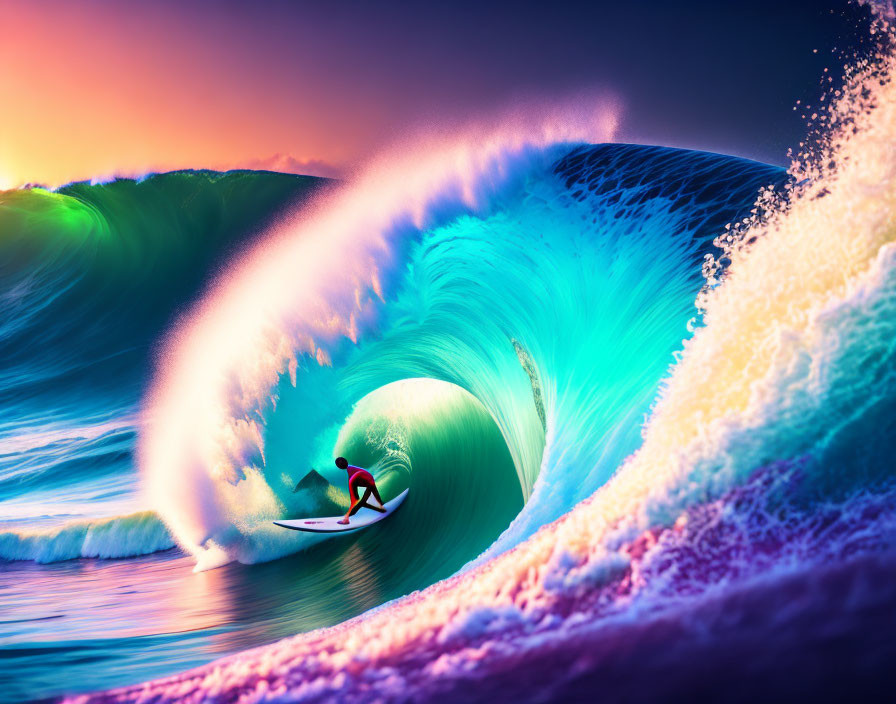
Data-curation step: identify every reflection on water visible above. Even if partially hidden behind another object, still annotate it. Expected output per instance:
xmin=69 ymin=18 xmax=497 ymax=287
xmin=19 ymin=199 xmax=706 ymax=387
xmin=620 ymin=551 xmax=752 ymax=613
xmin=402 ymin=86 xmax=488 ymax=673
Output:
xmin=0 ymin=542 xmax=379 ymax=703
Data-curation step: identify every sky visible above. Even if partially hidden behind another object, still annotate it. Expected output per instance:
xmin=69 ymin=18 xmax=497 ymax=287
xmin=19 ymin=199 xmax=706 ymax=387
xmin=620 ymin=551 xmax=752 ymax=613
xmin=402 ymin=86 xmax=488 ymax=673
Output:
xmin=0 ymin=0 xmax=874 ymax=188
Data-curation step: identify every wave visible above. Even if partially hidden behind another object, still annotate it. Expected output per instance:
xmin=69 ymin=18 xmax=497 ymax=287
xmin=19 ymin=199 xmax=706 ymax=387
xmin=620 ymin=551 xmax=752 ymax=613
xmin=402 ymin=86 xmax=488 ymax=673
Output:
xmin=80 ymin=16 xmax=896 ymax=702
xmin=0 ymin=170 xmax=326 ymax=547
xmin=140 ymin=103 xmax=788 ymax=570
xmin=0 ymin=511 xmax=174 ymax=562
xmin=0 ymin=170 xmax=325 ymax=402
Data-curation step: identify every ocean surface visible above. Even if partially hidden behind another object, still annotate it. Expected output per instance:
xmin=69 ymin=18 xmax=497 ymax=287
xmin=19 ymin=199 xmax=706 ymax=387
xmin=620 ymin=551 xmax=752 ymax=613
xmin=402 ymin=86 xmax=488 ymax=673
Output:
xmin=3 ymin=35 xmax=896 ymax=703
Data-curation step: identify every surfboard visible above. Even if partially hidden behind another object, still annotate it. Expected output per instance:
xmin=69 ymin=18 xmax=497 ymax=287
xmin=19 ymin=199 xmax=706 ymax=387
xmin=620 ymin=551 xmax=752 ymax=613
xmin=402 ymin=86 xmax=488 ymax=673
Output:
xmin=273 ymin=488 xmax=409 ymax=533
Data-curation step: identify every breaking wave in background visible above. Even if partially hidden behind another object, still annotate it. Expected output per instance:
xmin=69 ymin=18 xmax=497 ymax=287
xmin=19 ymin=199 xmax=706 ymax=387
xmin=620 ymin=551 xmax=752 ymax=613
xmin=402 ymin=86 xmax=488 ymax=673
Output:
xmin=0 ymin=170 xmax=326 ymax=562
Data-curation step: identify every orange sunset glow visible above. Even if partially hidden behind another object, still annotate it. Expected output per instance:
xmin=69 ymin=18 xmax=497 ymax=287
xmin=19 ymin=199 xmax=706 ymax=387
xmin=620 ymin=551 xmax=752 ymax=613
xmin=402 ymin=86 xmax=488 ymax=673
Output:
xmin=0 ymin=2 xmax=367 ymax=187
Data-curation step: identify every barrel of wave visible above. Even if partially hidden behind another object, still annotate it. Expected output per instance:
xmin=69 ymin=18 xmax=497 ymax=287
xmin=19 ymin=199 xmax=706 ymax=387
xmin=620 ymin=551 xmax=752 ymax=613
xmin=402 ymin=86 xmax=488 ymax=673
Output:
xmin=329 ymin=378 xmax=525 ymax=578
xmin=190 ymin=378 xmax=524 ymax=574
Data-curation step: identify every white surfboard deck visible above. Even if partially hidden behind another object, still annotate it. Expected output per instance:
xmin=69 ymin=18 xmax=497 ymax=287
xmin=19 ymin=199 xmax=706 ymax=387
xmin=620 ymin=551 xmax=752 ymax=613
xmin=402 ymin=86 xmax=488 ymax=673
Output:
xmin=273 ymin=488 xmax=409 ymax=533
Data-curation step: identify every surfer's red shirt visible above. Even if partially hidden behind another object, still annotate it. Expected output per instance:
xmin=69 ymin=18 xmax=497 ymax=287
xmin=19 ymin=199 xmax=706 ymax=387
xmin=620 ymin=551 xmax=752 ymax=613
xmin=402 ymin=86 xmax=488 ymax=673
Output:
xmin=347 ymin=465 xmax=376 ymax=497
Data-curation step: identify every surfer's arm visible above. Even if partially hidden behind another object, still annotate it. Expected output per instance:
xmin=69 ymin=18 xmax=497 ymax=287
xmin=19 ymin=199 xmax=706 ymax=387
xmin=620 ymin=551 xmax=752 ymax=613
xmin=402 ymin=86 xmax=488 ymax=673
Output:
xmin=339 ymin=482 xmax=358 ymax=526
xmin=338 ymin=486 xmax=360 ymax=524
xmin=338 ymin=496 xmax=356 ymax=524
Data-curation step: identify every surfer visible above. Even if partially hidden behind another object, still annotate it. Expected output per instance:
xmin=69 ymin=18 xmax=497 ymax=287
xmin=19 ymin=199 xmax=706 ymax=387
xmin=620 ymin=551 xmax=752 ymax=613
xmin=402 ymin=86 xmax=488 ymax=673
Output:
xmin=336 ymin=457 xmax=386 ymax=525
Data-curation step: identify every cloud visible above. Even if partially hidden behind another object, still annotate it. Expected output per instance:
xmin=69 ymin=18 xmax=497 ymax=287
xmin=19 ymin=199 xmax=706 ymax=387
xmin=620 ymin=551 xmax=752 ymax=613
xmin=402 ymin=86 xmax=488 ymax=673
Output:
xmin=235 ymin=154 xmax=344 ymax=179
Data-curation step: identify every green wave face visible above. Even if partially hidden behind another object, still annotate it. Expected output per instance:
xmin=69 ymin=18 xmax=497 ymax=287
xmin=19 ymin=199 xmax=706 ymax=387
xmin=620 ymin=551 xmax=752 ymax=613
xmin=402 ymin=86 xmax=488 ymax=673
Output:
xmin=0 ymin=170 xmax=326 ymax=438
xmin=333 ymin=379 xmax=523 ymax=574
xmin=0 ymin=170 xmax=328 ymax=553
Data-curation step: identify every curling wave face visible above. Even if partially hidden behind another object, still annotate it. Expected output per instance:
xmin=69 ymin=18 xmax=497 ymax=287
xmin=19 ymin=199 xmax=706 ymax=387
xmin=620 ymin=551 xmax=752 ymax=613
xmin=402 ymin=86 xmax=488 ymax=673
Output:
xmin=142 ymin=128 xmax=784 ymax=571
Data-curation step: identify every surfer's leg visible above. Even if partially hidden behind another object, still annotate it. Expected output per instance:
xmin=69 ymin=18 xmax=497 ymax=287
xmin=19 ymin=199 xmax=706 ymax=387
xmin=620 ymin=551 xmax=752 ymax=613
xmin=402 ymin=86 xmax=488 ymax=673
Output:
xmin=368 ymin=485 xmax=386 ymax=511
xmin=357 ymin=486 xmax=387 ymax=513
